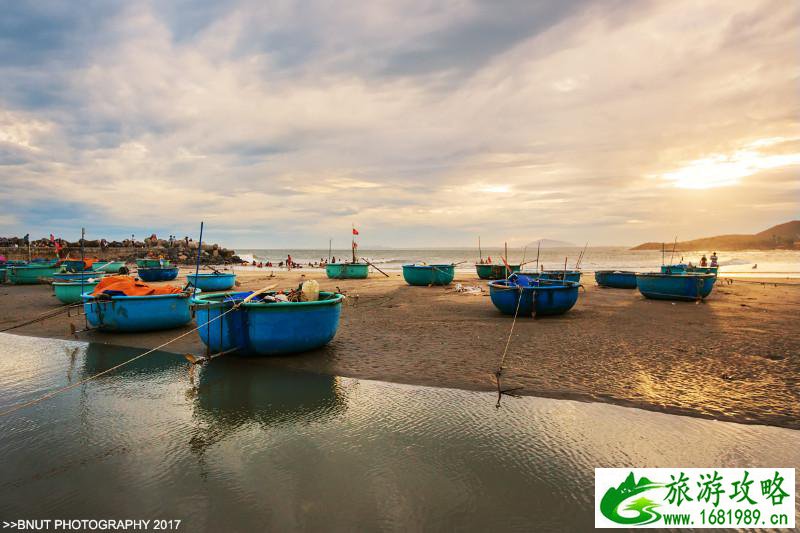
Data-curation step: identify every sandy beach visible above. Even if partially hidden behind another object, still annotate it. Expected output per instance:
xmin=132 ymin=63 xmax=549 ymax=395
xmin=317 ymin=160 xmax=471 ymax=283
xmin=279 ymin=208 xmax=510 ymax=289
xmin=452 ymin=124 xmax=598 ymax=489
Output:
xmin=1 ymin=268 xmax=798 ymax=429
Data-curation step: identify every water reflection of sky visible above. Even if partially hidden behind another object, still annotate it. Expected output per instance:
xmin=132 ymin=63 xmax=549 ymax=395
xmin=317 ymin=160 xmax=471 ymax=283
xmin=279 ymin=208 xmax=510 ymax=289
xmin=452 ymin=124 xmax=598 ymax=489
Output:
xmin=0 ymin=334 xmax=798 ymax=530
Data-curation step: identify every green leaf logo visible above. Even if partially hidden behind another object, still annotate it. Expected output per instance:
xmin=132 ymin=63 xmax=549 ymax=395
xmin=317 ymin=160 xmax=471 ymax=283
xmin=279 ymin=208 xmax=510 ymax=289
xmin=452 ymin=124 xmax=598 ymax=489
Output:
xmin=600 ymin=472 xmax=664 ymax=525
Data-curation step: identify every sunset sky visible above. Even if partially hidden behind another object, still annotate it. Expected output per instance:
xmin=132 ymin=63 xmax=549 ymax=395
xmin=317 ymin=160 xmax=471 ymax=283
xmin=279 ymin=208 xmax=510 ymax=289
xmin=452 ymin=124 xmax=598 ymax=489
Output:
xmin=1 ymin=0 xmax=798 ymax=247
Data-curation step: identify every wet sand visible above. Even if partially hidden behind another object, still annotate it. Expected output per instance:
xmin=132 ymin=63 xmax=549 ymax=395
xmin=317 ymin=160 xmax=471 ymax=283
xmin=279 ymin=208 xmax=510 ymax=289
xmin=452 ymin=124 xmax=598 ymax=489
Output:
xmin=1 ymin=269 xmax=798 ymax=429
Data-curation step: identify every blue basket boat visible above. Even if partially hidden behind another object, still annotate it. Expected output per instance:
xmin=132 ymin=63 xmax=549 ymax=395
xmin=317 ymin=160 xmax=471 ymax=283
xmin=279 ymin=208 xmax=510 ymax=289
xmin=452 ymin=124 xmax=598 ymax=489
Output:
xmin=186 ymin=272 xmax=237 ymax=291
xmin=636 ymin=273 xmax=716 ymax=301
xmin=137 ymin=258 xmax=171 ymax=268
xmin=325 ymin=262 xmax=369 ymax=279
xmin=192 ymin=290 xmax=345 ymax=356
xmin=137 ymin=266 xmax=179 ymax=282
xmin=402 ymin=264 xmax=455 ymax=286
xmin=82 ymin=292 xmax=192 ymax=331
xmin=489 ymin=274 xmax=580 ymax=316
xmin=594 ymin=270 xmax=637 ymax=289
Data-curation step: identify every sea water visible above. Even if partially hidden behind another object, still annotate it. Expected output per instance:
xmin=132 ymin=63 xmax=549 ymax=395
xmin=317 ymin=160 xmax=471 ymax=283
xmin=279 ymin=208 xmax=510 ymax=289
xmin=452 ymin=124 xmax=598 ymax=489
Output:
xmin=236 ymin=247 xmax=800 ymax=278
xmin=0 ymin=334 xmax=798 ymax=531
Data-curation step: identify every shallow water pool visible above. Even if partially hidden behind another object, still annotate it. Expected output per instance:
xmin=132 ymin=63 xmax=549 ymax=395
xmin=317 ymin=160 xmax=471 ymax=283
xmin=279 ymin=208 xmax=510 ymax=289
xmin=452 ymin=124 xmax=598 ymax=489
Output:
xmin=0 ymin=333 xmax=797 ymax=531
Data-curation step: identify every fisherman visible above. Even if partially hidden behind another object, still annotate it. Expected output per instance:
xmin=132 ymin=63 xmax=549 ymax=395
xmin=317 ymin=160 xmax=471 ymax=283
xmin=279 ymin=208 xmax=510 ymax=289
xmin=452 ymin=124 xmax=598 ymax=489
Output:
xmin=700 ymin=254 xmax=708 ymax=267
xmin=710 ymin=252 xmax=718 ymax=267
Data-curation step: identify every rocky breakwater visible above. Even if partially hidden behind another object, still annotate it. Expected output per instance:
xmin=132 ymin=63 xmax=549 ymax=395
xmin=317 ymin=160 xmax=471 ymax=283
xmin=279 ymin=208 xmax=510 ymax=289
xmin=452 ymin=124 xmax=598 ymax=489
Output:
xmin=0 ymin=235 xmax=242 ymax=265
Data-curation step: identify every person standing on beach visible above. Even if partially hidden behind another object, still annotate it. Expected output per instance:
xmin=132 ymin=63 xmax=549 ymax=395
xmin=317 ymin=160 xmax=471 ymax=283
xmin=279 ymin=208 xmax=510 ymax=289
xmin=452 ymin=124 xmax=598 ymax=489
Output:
xmin=710 ymin=252 xmax=718 ymax=267
xmin=287 ymin=254 xmax=293 ymax=271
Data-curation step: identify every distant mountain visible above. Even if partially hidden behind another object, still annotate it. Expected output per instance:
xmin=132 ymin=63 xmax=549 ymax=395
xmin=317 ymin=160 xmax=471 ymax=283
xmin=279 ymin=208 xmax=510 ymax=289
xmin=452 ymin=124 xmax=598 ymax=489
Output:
xmin=631 ymin=221 xmax=800 ymax=251
xmin=524 ymin=238 xmax=577 ymax=248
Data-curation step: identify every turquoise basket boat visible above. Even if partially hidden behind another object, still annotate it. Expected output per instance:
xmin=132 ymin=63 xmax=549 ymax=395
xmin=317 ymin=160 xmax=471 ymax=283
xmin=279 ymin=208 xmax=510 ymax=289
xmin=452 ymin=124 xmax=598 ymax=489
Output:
xmin=136 ymin=258 xmax=171 ymax=268
xmin=82 ymin=292 xmax=192 ymax=332
xmin=660 ymin=264 xmax=688 ymax=274
xmin=186 ymin=272 xmax=237 ymax=291
xmin=192 ymin=291 xmax=345 ymax=355
xmin=325 ymin=263 xmax=369 ymax=279
xmin=475 ymin=264 xmax=520 ymax=280
xmin=7 ymin=264 xmax=61 ymax=284
xmin=594 ymin=270 xmax=637 ymax=289
xmin=53 ymin=280 xmax=101 ymax=304
xmin=52 ymin=271 xmax=105 ymax=282
xmin=402 ymin=264 xmax=455 ymax=286
xmin=489 ymin=275 xmax=580 ymax=316
xmin=92 ymin=261 xmax=126 ymax=273
xmin=636 ymin=273 xmax=716 ymax=301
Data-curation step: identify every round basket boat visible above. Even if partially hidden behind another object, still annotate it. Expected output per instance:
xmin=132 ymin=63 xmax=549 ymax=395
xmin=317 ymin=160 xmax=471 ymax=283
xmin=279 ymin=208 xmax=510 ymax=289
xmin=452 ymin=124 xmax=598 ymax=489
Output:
xmin=136 ymin=258 xmax=171 ymax=268
xmin=475 ymin=263 xmax=520 ymax=280
xmin=594 ymin=270 xmax=637 ymax=289
xmin=53 ymin=280 xmax=101 ymax=304
xmin=186 ymin=272 xmax=237 ymax=291
xmin=325 ymin=262 xmax=369 ymax=279
xmin=402 ymin=264 xmax=455 ymax=286
xmin=52 ymin=271 xmax=105 ymax=282
xmin=636 ymin=273 xmax=716 ymax=301
xmin=7 ymin=264 xmax=61 ymax=284
xmin=137 ymin=266 xmax=179 ymax=282
xmin=92 ymin=261 xmax=126 ymax=273
xmin=82 ymin=292 xmax=192 ymax=332
xmin=192 ymin=291 xmax=345 ymax=356
xmin=489 ymin=275 xmax=580 ymax=316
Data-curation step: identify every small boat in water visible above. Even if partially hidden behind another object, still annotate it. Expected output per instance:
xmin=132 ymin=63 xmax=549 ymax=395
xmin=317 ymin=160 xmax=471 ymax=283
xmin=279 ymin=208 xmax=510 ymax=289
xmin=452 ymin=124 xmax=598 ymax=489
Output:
xmin=53 ymin=280 xmax=102 ymax=304
xmin=7 ymin=264 xmax=61 ymax=284
xmin=636 ymin=273 xmax=716 ymax=301
xmin=475 ymin=263 xmax=520 ymax=280
xmin=193 ymin=290 xmax=345 ymax=355
xmin=137 ymin=266 xmax=179 ymax=282
xmin=326 ymin=262 xmax=369 ymax=279
xmin=594 ymin=270 xmax=637 ymax=289
xmin=402 ymin=264 xmax=455 ymax=286
xmin=186 ymin=272 xmax=237 ymax=291
xmin=489 ymin=274 xmax=579 ymax=316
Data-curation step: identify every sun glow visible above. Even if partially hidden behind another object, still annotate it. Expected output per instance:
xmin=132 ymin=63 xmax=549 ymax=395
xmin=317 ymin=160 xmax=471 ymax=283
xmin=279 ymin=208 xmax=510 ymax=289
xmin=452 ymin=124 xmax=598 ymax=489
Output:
xmin=659 ymin=140 xmax=800 ymax=189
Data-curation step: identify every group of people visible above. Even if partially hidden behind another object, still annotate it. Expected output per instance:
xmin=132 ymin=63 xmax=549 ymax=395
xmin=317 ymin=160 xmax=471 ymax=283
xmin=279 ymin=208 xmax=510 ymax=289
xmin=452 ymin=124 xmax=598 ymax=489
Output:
xmin=699 ymin=252 xmax=719 ymax=268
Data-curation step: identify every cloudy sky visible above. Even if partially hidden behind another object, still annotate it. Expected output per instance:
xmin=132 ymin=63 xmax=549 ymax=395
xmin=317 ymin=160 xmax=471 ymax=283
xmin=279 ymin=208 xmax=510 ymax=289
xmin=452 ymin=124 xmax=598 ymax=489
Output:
xmin=1 ymin=0 xmax=798 ymax=248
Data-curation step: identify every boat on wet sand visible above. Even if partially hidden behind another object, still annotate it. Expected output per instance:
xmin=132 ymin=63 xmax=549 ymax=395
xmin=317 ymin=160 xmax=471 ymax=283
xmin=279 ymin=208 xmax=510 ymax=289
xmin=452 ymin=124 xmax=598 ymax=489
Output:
xmin=489 ymin=274 xmax=580 ymax=316
xmin=137 ymin=266 xmax=179 ymax=282
xmin=594 ymin=270 xmax=637 ymax=289
xmin=82 ymin=292 xmax=192 ymax=331
xmin=326 ymin=262 xmax=369 ymax=279
xmin=402 ymin=264 xmax=455 ymax=286
xmin=186 ymin=272 xmax=237 ymax=291
xmin=7 ymin=264 xmax=62 ymax=284
xmin=53 ymin=280 xmax=102 ymax=304
xmin=475 ymin=263 xmax=521 ymax=280
xmin=636 ymin=273 xmax=716 ymax=301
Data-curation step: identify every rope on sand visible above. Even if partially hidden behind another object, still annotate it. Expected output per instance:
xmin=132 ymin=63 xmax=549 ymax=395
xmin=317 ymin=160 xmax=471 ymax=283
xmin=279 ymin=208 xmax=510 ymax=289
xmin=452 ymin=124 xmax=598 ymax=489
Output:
xmin=493 ymin=247 xmax=527 ymax=408
xmin=0 ymin=302 xmax=84 ymax=333
xmin=0 ymin=303 xmax=242 ymax=418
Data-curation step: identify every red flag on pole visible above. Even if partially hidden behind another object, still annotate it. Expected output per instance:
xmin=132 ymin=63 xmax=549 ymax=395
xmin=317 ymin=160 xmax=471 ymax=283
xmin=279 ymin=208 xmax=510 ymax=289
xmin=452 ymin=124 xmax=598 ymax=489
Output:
xmin=352 ymin=228 xmax=359 ymax=235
